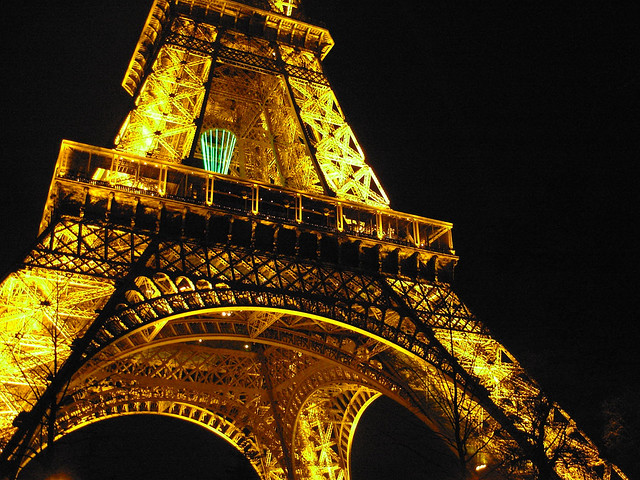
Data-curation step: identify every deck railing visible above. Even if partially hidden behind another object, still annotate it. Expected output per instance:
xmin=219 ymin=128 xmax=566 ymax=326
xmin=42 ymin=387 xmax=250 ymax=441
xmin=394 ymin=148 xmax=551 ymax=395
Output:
xmin=54 ymin=141 xmax=454 ymax=254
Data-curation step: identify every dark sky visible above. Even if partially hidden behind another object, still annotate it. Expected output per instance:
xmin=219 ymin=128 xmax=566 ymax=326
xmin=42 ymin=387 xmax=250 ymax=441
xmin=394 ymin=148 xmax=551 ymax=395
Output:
xmin=2 ymin=0 xmax=638 ymax=478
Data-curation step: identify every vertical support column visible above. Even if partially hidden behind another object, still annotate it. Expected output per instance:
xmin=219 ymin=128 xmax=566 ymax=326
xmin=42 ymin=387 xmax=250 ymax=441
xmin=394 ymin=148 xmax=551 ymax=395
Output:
xmin=205 ymin=175 xmax=215 ymax=206
xmin=336 ymin=203 xmax=344 ymax=232
xmin=108 ymin=154 xmax=119 ymax=185
xmin=295 ymin=193 xmax=303 ymax=224
xmin=255 ymin=346 xmax=296 ymax=480
xmin=188 ymin=27 xmax=224 ymax=162
xmin=251 ymin=184 xmax=260 ymax=215
xmin=158 ymin=165 xmax=168 ymax=195
xmin=412 ymin=220 xmax=421 ymax=247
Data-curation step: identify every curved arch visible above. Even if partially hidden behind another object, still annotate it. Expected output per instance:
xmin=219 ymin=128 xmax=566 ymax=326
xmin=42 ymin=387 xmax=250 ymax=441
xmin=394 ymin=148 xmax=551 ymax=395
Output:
xmin=52 ymin=397 xmax=281 ymax=480
xmin=97 ymin=303 xmax=436 ymax=379
xmin=58 ymin=302 xmax=454 ymax=479
xmin=12 ymin=262 xmax=516 ymax=479
xmin=79 ymin=306 xmax=430 ymax=419
xmin=153 ymin=272 xmax=178 ymax=294
xmin=292 ymin=384 xmax=380 ymax=480
xmin=91 ymin=266 xmax=505 ymax=428
xmin=344 ymin=391 xmax=381 ymax=473
xmin=91 ymin=264 xmax=449 ymax=374
xmin=175 ymin=275 xmax=196 ymax=292
xmin=134 ymin=275 xmax=162 ymax=299
xmin=52 ymin=336 xmax=397 ymax=477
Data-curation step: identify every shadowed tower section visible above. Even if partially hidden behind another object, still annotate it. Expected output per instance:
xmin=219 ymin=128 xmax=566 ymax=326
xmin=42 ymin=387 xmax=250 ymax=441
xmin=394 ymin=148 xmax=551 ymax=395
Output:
xmin=0 ymin=1 xmax=630 ymax=480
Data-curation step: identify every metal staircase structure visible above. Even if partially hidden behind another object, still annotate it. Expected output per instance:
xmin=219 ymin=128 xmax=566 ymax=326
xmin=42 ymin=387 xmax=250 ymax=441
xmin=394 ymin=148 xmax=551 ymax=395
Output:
xmin=0 ymin=1 xmax=629 ymax=479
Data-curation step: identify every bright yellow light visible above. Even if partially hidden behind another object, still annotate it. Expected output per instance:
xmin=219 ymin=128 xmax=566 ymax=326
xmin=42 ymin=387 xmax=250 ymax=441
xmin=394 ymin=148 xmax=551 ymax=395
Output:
xmin=46 ymin=474 xmax=72 ymax=480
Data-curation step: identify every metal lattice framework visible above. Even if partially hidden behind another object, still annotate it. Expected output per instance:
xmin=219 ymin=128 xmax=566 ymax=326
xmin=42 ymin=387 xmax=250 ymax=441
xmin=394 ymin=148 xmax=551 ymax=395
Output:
xmin=0 ymin=1 xmax=630 ymax=479
xmin=115 ymin=2 xmax=388 ymax=206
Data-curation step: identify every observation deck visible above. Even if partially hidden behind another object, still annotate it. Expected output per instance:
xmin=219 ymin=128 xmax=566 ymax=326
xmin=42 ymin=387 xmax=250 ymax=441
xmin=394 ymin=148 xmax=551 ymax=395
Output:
xmin=42 ymin=141 xmax=457 ymax=281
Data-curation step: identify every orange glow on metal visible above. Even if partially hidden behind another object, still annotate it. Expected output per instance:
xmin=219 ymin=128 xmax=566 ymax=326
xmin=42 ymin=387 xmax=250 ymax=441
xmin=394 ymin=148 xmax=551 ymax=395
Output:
xmin=0 ymin=2 xmax=630 ymax=480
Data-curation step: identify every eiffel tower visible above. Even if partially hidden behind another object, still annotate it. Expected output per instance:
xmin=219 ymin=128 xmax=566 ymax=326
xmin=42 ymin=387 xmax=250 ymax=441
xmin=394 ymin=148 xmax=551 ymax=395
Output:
xmin=0 ymin=1 xmax=630 ymax=479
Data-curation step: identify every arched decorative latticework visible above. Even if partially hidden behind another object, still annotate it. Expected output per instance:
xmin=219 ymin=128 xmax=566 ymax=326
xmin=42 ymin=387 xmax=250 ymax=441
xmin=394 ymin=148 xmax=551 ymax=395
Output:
xmin=30 ymin=297 xmax=454 ymax=480
xmin=2 ymin=246 xmax=498 ymax=477
xmin=2 ymin=228 xmax=622 ymax=479
xmin=0 ymin=0 xmax=628 ymax=478
xmin=57 ymin=395 xmax=284 ymax=479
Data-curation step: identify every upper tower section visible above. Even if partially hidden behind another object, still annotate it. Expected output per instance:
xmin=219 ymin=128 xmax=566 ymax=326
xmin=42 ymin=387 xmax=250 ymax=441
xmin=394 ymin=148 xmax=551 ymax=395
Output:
xmin=114 ymin=0 xmax=389 ymax=207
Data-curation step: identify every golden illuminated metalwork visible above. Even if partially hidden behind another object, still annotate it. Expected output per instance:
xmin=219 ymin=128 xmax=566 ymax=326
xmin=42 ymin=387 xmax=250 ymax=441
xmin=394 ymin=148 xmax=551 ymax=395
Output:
xmin=0 ymin=1 xmax=629 ymax=479
xmin=114 ymin=0 xmax=388 ymax=207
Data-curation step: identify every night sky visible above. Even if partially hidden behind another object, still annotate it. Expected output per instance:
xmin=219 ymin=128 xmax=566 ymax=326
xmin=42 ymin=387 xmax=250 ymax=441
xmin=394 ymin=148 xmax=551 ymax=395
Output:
xmin=2 ymin=1 xmax=638 ymax=478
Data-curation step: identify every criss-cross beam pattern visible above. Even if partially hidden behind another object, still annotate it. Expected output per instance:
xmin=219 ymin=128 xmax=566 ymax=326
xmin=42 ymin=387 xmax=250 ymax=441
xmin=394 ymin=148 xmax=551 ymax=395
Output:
xmin=287 ymin=76 xmax=389 ymax=206
xmin=1 ymin=220 xmax=608 ymax=476
xmin=116 ymin=17 xmax=214 ymax=161
xmin=22 ymin=306 xmax=411 ymax=480
xmin=0 ymin=218 xmax=151 ymax=443
xmin=0 ymin=0 xmax=630 ymax=478
xmin=58 ymin=344 xmax=289 ymax=480
xmin=0 ymin=268 xmax=114 ymax=440
xmin=25 ymin=219 xmax=152 ymax=279
xmin=1 ymin=214 xmax=621 ymax=478
xmin=87 ymin=240 xmax=464 ymax=371
xmin=114 ymin=2 xmax=389 ymax=207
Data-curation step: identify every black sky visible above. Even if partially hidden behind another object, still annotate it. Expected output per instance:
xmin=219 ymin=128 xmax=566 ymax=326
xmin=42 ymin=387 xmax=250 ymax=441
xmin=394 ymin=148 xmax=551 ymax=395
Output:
xmin=2 ymin=1 xmax=638 ymax=478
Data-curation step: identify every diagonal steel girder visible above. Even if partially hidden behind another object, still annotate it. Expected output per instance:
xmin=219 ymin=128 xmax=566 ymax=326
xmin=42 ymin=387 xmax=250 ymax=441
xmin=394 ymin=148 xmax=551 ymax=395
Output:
xmin=2 ymin=226 xmax=558 ymax=478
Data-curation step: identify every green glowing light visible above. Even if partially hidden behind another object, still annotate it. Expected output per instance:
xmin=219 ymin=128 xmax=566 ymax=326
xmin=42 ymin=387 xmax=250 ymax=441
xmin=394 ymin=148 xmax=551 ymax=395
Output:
xmin=200 ymin=128 xmax=237 ymax=175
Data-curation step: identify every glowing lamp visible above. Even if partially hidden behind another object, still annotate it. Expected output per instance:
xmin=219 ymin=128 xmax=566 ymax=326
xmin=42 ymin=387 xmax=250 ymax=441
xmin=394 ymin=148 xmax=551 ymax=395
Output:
xmin=200 ymin=128 xmax=236 ymax=175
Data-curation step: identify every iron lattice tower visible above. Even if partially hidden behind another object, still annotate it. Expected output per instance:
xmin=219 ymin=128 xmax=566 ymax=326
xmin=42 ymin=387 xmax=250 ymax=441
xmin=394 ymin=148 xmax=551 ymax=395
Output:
xmin=0 ymin=1 xmax=629 ymax=479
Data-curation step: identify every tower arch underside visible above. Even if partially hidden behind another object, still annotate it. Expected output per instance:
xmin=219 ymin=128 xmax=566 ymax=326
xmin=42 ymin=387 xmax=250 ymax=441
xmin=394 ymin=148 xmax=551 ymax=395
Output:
xmin=49 ymin=308 xmax=441 ymax=480
xmin=39 ymin=264 xmax=479 ymax=480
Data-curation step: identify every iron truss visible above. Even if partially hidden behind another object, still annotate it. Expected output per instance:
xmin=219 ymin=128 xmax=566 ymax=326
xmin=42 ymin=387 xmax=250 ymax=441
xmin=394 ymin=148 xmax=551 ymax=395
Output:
xmin=0 ymin=202 xmax=627 ymax=479
xmin=0 ymin=0 xmax=630 ymax=479
xmin=115 ymin=3 xmax=388 ymax=207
